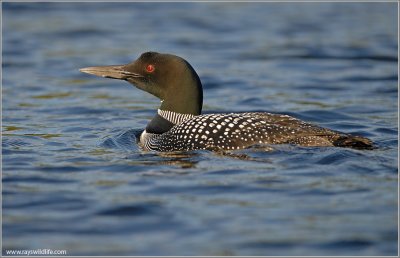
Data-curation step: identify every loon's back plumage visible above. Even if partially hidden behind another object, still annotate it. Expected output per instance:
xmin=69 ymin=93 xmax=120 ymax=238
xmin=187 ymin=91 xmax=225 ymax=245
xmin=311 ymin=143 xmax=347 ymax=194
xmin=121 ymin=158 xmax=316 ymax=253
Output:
xmin=80 ymin=51 xmax=374 ymax=152
xmin=139 ymin=111 xmax=373 ymax=151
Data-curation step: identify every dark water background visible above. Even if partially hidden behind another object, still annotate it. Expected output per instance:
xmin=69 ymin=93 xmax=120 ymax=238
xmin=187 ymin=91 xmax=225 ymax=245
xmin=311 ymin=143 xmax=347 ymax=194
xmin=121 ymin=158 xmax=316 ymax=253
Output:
xmin=2 ymin=2 xmax=398 ymax=256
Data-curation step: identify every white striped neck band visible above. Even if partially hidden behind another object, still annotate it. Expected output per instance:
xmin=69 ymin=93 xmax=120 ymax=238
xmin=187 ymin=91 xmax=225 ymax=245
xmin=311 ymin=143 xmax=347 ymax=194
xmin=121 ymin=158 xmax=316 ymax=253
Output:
xmin=157 ymin=109 xmax=195 ymax=125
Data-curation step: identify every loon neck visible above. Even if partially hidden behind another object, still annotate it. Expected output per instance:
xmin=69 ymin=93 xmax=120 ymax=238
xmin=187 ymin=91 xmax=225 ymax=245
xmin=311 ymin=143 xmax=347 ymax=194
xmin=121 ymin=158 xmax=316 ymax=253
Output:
xmin=159 ymin=59 xmax=203 ymax=116
xmin=158 ymin=109 xmax=195 ymax=125
xmin=145 ymin=109 xmax=196 ymax=134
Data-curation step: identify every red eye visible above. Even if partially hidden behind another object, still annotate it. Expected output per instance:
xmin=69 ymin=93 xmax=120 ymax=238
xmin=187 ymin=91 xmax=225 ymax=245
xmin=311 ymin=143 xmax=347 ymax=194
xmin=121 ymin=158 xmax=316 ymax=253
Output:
xmin=146 ymin=64 xmax=155 ymax=73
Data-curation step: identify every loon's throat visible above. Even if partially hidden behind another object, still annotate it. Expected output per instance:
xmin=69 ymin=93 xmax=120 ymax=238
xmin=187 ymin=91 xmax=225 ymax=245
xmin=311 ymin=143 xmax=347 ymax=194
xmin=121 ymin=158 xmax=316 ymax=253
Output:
xmin=145 ymin=114 xmax=174 ymax=134
xmin=157 ymin=109 xmax=195 ymax=125
xmin=145 ymin=110 xmax=196 ymax=135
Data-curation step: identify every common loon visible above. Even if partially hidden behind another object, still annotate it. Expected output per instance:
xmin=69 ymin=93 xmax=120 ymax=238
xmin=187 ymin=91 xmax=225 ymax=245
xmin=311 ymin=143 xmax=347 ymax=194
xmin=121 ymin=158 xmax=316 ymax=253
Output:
xmin=80 ymin=52 xmax=373 ymax=152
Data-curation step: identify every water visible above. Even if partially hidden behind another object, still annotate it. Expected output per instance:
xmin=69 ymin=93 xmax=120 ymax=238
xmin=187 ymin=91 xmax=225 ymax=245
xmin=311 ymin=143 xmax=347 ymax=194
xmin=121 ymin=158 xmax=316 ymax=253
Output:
xmin=2 ymin=2 xmax=398 ymax=256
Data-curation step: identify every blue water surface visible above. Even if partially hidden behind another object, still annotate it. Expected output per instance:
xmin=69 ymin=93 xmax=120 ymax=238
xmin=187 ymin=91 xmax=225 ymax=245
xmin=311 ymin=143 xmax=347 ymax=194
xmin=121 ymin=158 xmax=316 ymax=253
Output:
xmin=2 ymin=2 xmax=398 ymax=256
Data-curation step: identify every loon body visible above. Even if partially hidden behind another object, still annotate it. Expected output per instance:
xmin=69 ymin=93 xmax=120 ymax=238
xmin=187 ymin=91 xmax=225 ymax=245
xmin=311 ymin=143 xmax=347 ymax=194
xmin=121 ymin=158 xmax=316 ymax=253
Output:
xmin=80 ymin=52 xmax=373 ymax=152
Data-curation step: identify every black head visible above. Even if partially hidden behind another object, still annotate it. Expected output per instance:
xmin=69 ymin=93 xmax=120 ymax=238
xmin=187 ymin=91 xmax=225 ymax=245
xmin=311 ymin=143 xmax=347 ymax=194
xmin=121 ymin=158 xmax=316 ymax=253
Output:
xmin=80 ymin=52 xmax=203 ymax=115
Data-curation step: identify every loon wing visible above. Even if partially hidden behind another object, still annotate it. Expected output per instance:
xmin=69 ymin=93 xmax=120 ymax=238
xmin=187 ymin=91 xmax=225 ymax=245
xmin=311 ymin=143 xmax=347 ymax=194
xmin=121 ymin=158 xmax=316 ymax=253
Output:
xmin=247 ymin=112 xmax=373 ymax=149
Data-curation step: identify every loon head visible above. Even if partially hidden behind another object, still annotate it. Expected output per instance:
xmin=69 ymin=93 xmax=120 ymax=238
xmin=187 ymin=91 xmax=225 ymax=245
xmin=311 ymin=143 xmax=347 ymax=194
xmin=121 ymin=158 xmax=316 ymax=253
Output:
xmin=80 ymin=52 xmax=203 ymax=115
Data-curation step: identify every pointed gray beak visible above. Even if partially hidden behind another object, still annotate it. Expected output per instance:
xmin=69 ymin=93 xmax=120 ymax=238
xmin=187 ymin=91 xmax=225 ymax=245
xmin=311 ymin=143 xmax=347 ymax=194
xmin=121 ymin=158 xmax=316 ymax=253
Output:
xmin=79 ymin=65 xmax=142 ymax=80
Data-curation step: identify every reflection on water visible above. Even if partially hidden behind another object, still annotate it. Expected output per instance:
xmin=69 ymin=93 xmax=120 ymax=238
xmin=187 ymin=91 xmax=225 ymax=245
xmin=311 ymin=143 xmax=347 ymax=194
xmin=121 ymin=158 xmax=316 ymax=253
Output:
xmin=2 ymin=2 xmax=398 ymax=256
